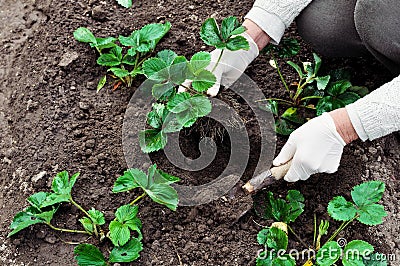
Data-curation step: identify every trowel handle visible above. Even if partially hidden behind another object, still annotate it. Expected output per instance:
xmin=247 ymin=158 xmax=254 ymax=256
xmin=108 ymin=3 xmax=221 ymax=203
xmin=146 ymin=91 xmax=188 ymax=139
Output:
xmin=270 ymin=159 xmax=292 ymax=180
xmin=242 ymin=159 xmax=292 ymax=194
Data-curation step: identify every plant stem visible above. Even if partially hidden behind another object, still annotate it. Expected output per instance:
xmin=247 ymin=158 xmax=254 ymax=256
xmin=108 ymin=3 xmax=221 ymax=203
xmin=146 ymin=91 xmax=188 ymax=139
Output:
xmin=300 ymin=95 xmax=323 ymax=101
xmin=69 ymin=198 xmax=91 ymax=218
xmin=325 ymin=215 xmax=359 ymax=244
xmin=211 ymin=49 xmax=224 ymax=73
xmin=288 ymin=225 xmax=309 ymax=249
xmin=130 ymin=192 xmax=147 ymax=206
xmin=313 ymin=213 xmax=317 ymax=248
xmin=271 ymin=52 xmax=290 ymax=93
xmin=46 ymin=223 xmax=90 ymax=235
xmin=262 ymin=98 xmax=295 ymax=106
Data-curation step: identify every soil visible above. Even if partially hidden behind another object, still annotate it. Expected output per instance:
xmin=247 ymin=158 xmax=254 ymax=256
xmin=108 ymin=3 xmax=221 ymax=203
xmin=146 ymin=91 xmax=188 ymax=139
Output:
xmin=0 ymin=0 xmax=399 ymax=266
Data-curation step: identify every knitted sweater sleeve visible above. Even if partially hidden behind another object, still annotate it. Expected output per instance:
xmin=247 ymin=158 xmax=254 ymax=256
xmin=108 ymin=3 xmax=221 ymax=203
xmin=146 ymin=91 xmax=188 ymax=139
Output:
xmin=245 ymin=0 xmax=313 ymax=44
xmin=346 ymin=75 xmax=400 ymax=141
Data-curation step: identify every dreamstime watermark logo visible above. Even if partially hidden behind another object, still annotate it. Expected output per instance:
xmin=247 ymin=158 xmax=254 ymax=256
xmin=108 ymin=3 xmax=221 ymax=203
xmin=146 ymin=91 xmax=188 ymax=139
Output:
xmin=122 ymin=61 xmax=276 ymax=206
xmin=256 ymin=238 xmax=397 ymax=263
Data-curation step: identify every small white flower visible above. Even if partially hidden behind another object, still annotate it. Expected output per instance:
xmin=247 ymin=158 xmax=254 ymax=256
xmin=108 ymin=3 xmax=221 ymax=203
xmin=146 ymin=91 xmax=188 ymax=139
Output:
xmin=302 ymin=61 xmax=312 ymax=72
xmin=269 ymin=59 xmax=277 ymax=69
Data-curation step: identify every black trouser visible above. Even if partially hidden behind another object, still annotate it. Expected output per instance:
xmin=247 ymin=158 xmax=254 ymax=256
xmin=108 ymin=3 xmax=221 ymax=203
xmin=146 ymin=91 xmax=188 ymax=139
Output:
xmin=296 ymin=0 xmax=400 ymax=74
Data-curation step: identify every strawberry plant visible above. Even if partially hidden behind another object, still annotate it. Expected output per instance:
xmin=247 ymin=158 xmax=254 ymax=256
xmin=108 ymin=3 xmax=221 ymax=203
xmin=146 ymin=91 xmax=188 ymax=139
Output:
xmin=139 ymin=16 xmax=249 ymax=153
xmin=73 ymin=21 xmax=171 ymax=91
xmin=255 ymin=181 xmax=388 ymax=266
xmin=8 ymin=166 xmax=180 ymax=265
xmin=262 ymin=40 xmax=368 ymax=135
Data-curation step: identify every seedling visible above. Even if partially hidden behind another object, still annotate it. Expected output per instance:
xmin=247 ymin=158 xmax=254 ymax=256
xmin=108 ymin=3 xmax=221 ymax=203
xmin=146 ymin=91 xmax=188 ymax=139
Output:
xmin=262 ymin=40 xmax=368 ymax=135
xmin=139 ymin=16 xmax=249 ymax=153
xmin=8 ymin=166 xmax=180 ymax=265
xmin=255 ymin=181 xmax=388 ymax=266
xmin=116 ymin=0 xmax=132 ymax=8
xmin=73 ymin=21 xmax=171 ymax=91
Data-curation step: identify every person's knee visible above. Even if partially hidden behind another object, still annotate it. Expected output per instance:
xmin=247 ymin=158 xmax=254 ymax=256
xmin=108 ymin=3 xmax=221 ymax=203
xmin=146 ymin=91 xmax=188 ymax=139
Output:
xmin=296 ymin=0 xmax=365 ymax=57
xmin=355 ymin=0 xmax=400 ymax=72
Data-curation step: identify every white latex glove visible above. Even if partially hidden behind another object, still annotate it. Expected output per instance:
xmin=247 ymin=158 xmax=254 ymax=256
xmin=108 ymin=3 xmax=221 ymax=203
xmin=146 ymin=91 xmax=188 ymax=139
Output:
xmin=178 ymin=32 xmax=259 ymax=96
xmin=273 ymin=113 xmax=347 ymax=182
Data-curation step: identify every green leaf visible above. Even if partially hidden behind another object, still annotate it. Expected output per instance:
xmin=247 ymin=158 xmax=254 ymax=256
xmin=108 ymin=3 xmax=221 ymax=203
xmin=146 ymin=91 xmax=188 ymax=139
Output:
xmin=122 ymin=54 xmax=136 ymax=65
xmin=316 ymin=75 xmax=331 ymax=90
xmin=357 ymin=204 xmax=387 ymax=226
xmin=265 ymin=100 xmax=278 ymax=116
xmin=147 ymin=103 xmax=167 ymax=129
xmin=93 ymin=37 xmax=117 ymax=50
xmin=112 ymin=169 xmax=145 ymax=193
xmin=190 ymin=51 xmax=211 ymax=73
xmin=327 ymin=196 xmax=357 ymax=221
xmin=257 ymin=228 xmax=270 ymax=245
xmin=327 ymin=80 xmax=352 ymax=96
xmin=316 ymin=96 xmax=345 ymax=116
xmin=109 ymin=238 xmax=143 ymax=263
xmin=73 ymin=27 xmax=96 ymax=44
xmin=140 ymin=23 xmax=168 ymax=42
xmin=119 ymin=31 xmax=140 ymax=47
xmin=88 ymin=208 xmax=105 ymax=225
xmin=192 ymin=70 xmax=216 ymax=92
xmin=285 ymin=190 xmax=305 ymax=222
xmin=316 ymin=241 xmax=342 ymax=266
xmin=111 ymin=46 xmax=123 ymax=61
xmin=37 ymin=172 xmax=75 ymax=207
xmin=338 ymin=92 xmax=360 ymax=105
xmin=348 ymin=86 xmax=369 ymax=97
xmin=226 ymin=35 xmax=250 ymax=51
xmin=168 ymin=94 xmax=212 ymax=122
xmin=8 ymin=207 xmax=52 ymax=237
xmin=74 ymin=244 xmax=107 ymax=266
xmin=115 ymin=205 xmax=139 ymax=223
xmin=275 ymin=119 xmax=296 ymax=136
xmin=363 ymin=253 xmax=388 ymax=266
xmin=169 ymin=57 xmax=190 ymax=85
xmin=109 ymin=67 xmax=129 ymax=78
xmin=287 ymin=61 xmax=304 ymax=79
xmin=343 ymin=240 xmax=374 ymax=266
xmin=351 ymin=181 xmax=385 ymax=207
xmin=256 ymin=251 xmax=274 ymax=266
xmin=152 ymin=82 xmax=175 ymax=100
xmin=313 ymin=53 xmax=322 ymax=75
xmin=79 ymin=217 xmax=94 ymax=234
xmin=156 ymin=168 xmax=180 ymax=184
xmin=255 ymin=190 xmax=304 ymax=223
xmin=266 ymin=227 xmax=288 ymax=250
xmin=97 ymin=75 xmax=107 ymax=92
xmin=221 ymin=16 xmax=242 ymax=40
xmin=27 ymin=192 xmax=48 ymax=210
xmin=51 ymin=171 xmax=79 ymax=197
xmin=200 ymin=18 xmax=224 ymax=48
xmin=146 ymin=183 xmax=179 ymax=211
xmin=116 ymin=0 xmax=132 ymax=8
xmin=167 ymin=92 xmax=191 ymax=112
xmin=139 ymin=129 xmax=167 ymax=153
xmin=264 ymin=38 xmax=300 ymax=58
xmin=142 ymin=57 xmax=168 ymax=80
xmin=109 ymin=220 xmax=131 ymax=246
xmin=281 ymin=107 xmax=305 ymax=125
xmin=157 ymin=49 xmax=178 ymax=66
xmin=41 ymin=193 xmax=70 ymax=207
xmin=97 ymin=53 xmax=121 ymax=66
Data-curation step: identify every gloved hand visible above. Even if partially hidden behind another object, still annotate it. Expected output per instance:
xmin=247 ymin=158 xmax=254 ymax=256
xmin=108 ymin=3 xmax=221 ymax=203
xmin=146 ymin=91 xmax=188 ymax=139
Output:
xmin=273 ymin=113 xmax=347 ymax=182
xmin=179 ymin=32 xmax=259 ymax=96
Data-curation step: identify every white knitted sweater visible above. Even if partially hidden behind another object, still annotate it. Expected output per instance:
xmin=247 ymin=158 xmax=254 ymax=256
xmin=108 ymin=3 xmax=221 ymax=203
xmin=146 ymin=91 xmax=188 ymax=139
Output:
xmin=245 ymin=0 xmax=400 ymax=141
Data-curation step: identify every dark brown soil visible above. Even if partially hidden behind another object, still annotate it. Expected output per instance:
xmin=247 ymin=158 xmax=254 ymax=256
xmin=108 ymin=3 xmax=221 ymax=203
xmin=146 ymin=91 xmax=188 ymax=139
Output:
xmin=0 ymin=0 xmax=399 ymax=265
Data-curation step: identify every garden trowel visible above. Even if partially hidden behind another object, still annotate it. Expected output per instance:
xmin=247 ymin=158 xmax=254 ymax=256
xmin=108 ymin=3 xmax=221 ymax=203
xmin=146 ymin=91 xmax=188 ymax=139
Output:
xmin=227 ymin=160 xmax=292 ymax=224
